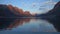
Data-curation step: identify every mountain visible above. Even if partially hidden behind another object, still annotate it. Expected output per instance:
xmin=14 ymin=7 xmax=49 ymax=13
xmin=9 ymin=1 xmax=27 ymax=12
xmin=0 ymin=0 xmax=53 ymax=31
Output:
xmin=0 ymin=4 xmax=20 ymax=17
xmin=0 ymin=4 xmax=32 ymax=18
xmin=23 ymin=11 xmax=32 ymax=17
xmin=39 ymin=1 xmax=60 ymax=32
xmin=40 ymin=1 xmax=60 ymax=20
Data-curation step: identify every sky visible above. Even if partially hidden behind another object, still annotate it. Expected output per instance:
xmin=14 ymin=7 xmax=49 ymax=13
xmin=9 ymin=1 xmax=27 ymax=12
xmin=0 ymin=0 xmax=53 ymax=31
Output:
xmin=0 ymin=0 xmax=60 ymax=14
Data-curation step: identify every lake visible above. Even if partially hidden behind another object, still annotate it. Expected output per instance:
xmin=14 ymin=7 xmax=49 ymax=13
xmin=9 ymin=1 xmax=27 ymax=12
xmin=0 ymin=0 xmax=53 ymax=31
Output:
xmin=0 ymin=18 xmax=57 ymax=33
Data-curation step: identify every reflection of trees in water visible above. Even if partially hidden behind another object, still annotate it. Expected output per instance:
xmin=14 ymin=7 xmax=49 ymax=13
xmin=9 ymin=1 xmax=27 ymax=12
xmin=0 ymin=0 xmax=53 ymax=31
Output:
xmin=0 ymin=18 xmax=31 ymax=30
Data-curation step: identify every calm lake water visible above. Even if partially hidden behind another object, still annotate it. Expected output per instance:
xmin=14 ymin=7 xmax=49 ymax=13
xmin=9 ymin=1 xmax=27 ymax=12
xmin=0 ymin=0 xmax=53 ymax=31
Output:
xmin=0 ymin=18 xmax=57 ymax=33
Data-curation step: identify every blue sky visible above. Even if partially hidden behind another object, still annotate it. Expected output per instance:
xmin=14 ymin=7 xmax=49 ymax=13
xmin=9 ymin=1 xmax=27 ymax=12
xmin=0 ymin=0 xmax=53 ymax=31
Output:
xmin=0 ymin=0 xmax=60 ymax=14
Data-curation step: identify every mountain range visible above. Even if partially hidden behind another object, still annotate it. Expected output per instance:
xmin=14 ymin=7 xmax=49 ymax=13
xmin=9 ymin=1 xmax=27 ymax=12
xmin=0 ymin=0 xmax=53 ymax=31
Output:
xmin=0 ymin=4 xmax=33 ymax=18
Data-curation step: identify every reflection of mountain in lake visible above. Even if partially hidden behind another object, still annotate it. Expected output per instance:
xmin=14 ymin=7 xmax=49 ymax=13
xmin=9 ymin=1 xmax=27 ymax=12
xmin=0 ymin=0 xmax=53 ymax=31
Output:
xmin=0 ymin=18 xmax=57 ymax=32
xmin=0 ymin=18 xmax=31 ymax=30
xmin=8 ymin=18 xmax=31 ymax=29
xmin=0 ymin=18 xmax=16 ymax=30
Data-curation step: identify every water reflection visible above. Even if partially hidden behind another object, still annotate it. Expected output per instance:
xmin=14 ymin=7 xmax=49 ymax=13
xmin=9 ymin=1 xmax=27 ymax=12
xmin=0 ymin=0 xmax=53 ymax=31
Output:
xmin=0 ymin=18 xmax=31 ymax=30
xmin=7 ymin=18 xmax=31 ymax=29
xmin=0 ymin=18 xmax=57 ymax=32
xmin=0 ymin=18 xmax=16 ymax=30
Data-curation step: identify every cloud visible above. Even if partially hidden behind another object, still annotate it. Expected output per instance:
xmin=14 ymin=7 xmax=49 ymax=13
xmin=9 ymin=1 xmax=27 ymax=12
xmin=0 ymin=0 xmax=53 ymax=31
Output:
xmin=44 ymin=1 xmax=57 ymax=5
xmin=39 ymin=0 xmax=57 ymax=13
xmin=41 ymin=0 xmax=57 ymax=6
xmin=32 ymin=3 xmax=36 ymax=7
xmin=22 ymin=2 xmax=27 ymax=6
xmin=31 ymin=2 xmax=39 ymax=7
